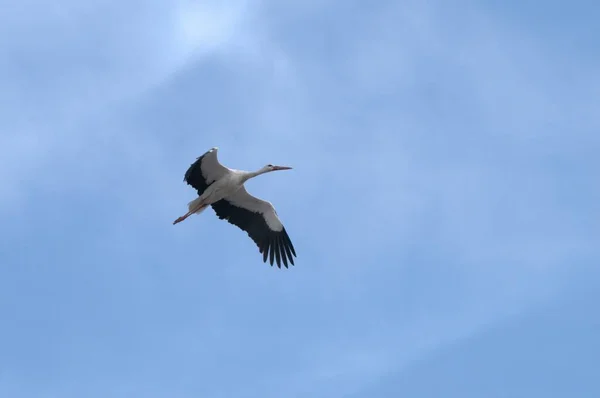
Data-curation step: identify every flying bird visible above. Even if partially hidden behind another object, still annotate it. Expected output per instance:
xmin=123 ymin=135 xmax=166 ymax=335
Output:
xmin=173 ymin=147 xmax=297 ymax=268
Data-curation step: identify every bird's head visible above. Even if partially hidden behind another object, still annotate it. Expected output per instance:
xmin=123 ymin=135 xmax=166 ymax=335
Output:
xmin=263 ymin=164 xmax=293 ymax=172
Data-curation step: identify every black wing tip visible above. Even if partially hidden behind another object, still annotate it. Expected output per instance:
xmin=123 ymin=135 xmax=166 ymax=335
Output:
xmin=258 ymin=231 xmax=296 ymax=269
xmin=183 ymin=157 xmax=202 ymax=183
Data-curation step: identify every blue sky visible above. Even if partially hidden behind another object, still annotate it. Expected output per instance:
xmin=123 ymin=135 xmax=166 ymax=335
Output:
xmin=1 ymin=0 xmax=598 ymax=397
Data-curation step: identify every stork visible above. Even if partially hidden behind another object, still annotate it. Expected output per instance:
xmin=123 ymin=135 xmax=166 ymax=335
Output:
xmin=173 ymin=147 xmax=297 ymax=268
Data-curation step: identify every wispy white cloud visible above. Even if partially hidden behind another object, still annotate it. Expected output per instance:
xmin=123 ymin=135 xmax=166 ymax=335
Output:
xmin=0 ymin=0 xmax=253 ymax=212
xmin=173 ymin=0 xmax=251 ymax=58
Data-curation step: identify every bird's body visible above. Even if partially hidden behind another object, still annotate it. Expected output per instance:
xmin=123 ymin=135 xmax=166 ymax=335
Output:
xmin=195 ymin=170 xmax=244 ymax=205
xmin=173 ymin=147 xmax=297 ymax=268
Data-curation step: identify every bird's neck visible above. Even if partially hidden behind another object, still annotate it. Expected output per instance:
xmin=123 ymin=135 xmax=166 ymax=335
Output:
xmin=240 ymin=168 xmax=268 ymax=183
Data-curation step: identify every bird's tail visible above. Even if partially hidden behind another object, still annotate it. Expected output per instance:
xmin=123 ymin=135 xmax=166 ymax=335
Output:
xmin=187 ymin=197 xmax=208 ymax=215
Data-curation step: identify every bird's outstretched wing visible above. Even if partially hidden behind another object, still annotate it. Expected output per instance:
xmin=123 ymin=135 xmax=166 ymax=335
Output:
xmin=184 ymin=147 xmax=229 ymax=197
xmin=211 ymin=187 xmax=297 ymax=268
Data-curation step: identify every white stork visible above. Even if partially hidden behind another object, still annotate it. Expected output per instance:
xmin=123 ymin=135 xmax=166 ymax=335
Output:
xmin=173 ymin=147 xmax=297 ymax=268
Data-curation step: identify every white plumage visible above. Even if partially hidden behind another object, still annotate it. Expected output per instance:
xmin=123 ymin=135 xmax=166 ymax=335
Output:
xmin=173 ymin=147 xmax=297 ymax=268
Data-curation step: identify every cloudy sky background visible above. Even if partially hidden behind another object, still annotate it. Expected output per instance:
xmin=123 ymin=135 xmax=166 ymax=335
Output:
xmin=1 ymin=0 xmax=598 ymax=397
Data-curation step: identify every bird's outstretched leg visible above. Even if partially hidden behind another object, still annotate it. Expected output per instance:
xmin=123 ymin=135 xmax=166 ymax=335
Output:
xmin=173 ymin=203 xmax=208 ymax=225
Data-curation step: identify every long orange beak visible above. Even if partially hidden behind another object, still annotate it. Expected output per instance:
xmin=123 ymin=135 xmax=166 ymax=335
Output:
xmin=273 ymin=166 xmax=292 ymax=171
